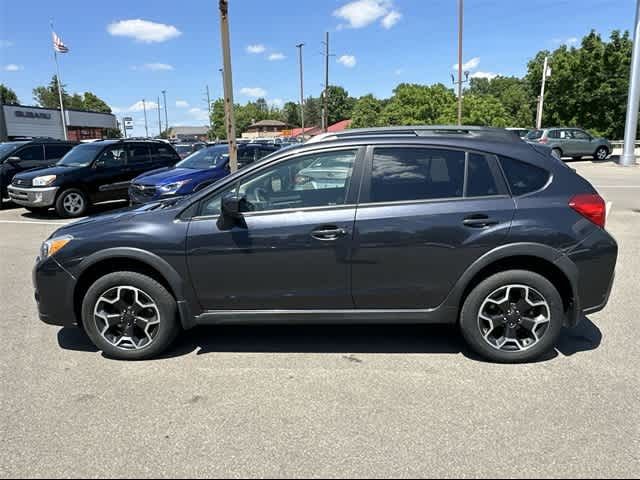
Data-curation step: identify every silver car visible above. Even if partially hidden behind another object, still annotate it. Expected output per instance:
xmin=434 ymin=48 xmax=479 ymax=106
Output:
xmin=526 ymin=128 xmax=611 ymax=161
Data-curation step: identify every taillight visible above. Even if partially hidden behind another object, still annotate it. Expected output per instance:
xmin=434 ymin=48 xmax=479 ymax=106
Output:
xmin=569 ymin=194 xmax=606 ymax=228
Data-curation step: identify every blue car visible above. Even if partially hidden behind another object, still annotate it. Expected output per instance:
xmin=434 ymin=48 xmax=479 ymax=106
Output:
xmin=129 ymin=143 xmax=280 ymax=204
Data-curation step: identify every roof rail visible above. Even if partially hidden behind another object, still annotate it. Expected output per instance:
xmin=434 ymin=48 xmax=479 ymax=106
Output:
xmin=306 ymin=125 xmax=521 ymax=144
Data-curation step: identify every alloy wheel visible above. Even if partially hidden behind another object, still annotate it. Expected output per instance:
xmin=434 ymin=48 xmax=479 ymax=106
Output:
xmin=477 ymin=284 xmax=551 ymax=352
xmin=62 ymin=192 xmax=85 ymax=215
xmin=596 ymin=148 xmax=608 ymax=160
xmin=93 ymin=286 xmax=161 ymax=350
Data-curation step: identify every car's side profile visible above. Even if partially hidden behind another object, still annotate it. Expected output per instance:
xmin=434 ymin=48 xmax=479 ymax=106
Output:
xmin=33 ymin=127 xmax=617 ymax=363
xmin=526 ymin=127 xmax=611 ymax=160
xmin=8 ymin=139 xmax=180 ymax=217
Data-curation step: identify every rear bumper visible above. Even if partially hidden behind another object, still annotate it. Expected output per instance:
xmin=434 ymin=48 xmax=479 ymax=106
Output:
xmin=33 ymin=256 xmax=78 ymax=327
xmin=8 ymin=186 xmax=58 ymax=207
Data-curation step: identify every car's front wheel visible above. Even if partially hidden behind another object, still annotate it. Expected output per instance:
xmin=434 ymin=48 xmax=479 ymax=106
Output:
xmin=81 ymin=272 xmax=181 ymax=360
xmin=460 ymin=270 xmax=564 ymax=363
xmin=55 ymin=188 xmax=89 ymax=218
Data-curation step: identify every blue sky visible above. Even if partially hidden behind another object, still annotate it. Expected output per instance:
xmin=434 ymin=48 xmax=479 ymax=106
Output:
xmin=0 ymin=0 xmax=634 ymax=136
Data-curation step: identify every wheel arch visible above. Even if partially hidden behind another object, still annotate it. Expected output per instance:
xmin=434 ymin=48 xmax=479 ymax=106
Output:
xmin=73 ymin=248 xmax=196 ymax=330
xmin=445 ymin=243 xmax=580 ymax=327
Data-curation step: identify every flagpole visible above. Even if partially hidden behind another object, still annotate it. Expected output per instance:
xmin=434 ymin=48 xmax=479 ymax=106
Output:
xmin=51 ymin=22 xmax=68 ymax=140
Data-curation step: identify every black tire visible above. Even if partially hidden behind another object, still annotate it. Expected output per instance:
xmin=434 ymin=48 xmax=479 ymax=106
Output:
xmin=460 ymin=270 xmax=564 ymax=363
xmin=594 ymin=146 xmax=609 ymax=161
xmin=552 ymin=148 xmax=563 ymax=160
xmin=25 ymin=206 xmax=50 ymax=214
xmin=55 ymin=188 xmax=89 ymax=218
xmin=81 ymin=271 xmax=181 ymax=360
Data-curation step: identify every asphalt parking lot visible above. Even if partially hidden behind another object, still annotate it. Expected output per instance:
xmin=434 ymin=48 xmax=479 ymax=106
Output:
xmin=0 ymin=159 xmax=638 ymax=478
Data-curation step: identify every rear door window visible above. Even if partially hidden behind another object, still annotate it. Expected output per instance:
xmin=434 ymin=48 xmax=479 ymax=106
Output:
xmin=499 ymin=156 xmax=550 ymax=196
xmin=369 ymin=148 xmax=465 ymax=203
xmin=45 ymin=144 xmax=73 ymax=161
xmin=16 ymin=145 xmax=44 ymax=161
xmin=128 ymin=144 xmax=151 ymax=165
xmin=466 ymin=153 xmax=502 ymax=197
xmin=151 ymin=143 xmax=180 ymax=164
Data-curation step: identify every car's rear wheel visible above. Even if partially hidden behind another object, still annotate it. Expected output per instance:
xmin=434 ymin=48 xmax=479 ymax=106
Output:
xmin=81 ymin=272 xmax=181 ymax=360
xmin=55 ymin=188 xmax=88 ymax=218
xmin=460 ymin=270 xmax=564 ymax=363
xmin=595 ymin=146 xmax=609 ymax=161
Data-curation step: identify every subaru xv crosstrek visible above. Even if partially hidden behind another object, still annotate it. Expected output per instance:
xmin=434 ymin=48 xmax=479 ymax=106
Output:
xmin=129 ymin=143 xmax=280 ymax=204
xmin=33 ymin=126 xmax=617 ymax=363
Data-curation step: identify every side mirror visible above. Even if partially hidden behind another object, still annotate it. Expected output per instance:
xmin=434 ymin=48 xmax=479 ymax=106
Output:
xmin=6 ymin=156 xmax=21 ymax=165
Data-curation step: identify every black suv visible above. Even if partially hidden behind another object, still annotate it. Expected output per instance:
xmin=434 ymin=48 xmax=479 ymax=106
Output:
xmin=33 ymin=127 xmax=617 ymax=362
xmin=9 ymin=139 xmax=180 ymax=217
xmin=0 ymin=139 xmax=76 ymax=208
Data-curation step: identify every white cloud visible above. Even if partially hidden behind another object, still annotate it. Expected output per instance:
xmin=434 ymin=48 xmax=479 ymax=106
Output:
xmin=4 ymin=64 xmax=23 ymax=72
xmin=394 ymin=68 xmax=404 ymax=75
xmin=268 ymin=98 xmax=284 ymax=107
xmin=133 ymin=63 xmax=174 ymax=71
xmin=240 ymin=87 xmax=267 ymax=98
xmin=0 ymin=40 xmax=14 ymax=48
xmin=188 ymin=107 xmax=209 ymax=121
xmin=110 ymin=106 xmax=123 ymax=114
xmin=381 ymin=10 xmax=402 ymax=29
xmin=553 ymin=36 xmax=579 ymax=46
xmin=107 ymin=19 xmax=181 ymax=43
xmin=566 ymin=37 xmax=579 ymax=46
xmin=268 ymin=52 xmax=286 ymax=61
xmin=452 ymin=57 xmax=480 ymax=71
xmin=176 ymin=100 xmax=189 ymax=108
xmin=128 ymin=100 xmax=159 ymax=112
xmin=247 ymin=44 xmax=266 ymax=54
xmin=338 ymin=55 xmax=357 ymax=68
xmin=333 ymin=0 xmax=401 ymax=29
xmin=470 ymin=71 xmax=499 ymax=80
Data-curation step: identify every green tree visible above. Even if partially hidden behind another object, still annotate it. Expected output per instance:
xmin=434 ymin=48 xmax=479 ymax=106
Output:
xmin=440 ymin=94 xmax=511 ymax=127
xmin=379 ymin=83 xmax=456 ymax=126
xmin=82 ymin=92 xmax=111 ymax=113
xmin=468 ymin=76 xmax=534 ymax=126
xmin=281 ymin=101 xmax=301 ymax=127
xmin=304 ymin=96 xmax=322 ymax=127
xmin=326 ymin=85 xmax=356 ymax=125
xmin=32 ymin=75 xmax=112 ymax=113
xmin=0 ymin=84 xmax=19 ymax=104
xmin=351 ymin=94 xmax=383 ymax=128
xmin=209 ymin=98 xmax=227 ymax=139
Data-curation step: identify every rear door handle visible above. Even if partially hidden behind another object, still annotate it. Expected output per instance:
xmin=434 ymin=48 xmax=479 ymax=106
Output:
xmin=311 ymin=226 xmax=348 ymax=241
xmin=463 ymin=214 xmax=499 ymax=228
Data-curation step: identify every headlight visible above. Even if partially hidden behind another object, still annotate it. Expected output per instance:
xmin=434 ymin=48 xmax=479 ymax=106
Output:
xmin=158 ymin=180 xmax=190 ymax=195
xmin=33 ymin=175 xmax=57 ymax=187
xmin=40 ymin=235 xmax=73 ymax=259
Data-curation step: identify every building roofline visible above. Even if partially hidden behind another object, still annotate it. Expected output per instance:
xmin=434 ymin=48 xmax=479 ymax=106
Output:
xmin=3 ymin=103 xmax=116 ymax=117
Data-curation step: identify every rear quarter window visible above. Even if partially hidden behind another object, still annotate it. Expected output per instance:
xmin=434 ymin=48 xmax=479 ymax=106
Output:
xmin=499 ymin=156 xmax=550 ymax=196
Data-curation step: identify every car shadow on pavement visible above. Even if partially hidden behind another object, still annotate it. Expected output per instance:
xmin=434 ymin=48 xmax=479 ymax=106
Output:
xmin=19 ymin=200 xmax=130 ymax=221
xmin=56 ymin=316 xmax=602 ymax=362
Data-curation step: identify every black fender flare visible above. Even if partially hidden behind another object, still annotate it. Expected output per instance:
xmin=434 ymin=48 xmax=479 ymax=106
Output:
xmin=442 ymin=242 xmax=580 ymax=325
xmin=75 ymin=247 xmax=198 ymax=329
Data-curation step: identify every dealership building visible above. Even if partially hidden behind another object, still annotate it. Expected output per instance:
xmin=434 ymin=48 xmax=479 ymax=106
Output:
xmin=1 ymin=104 xmax=117 ymax=141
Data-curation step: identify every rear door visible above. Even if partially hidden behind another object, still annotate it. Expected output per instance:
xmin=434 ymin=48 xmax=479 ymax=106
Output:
xmin=352 ymin=146 xmax=515 ymax=309
xmin=13 ymin=144 xmax=45 ymax=171
xmin=90 ymin=145 xmax=130 ymax=202
xmin=127 ymin=143 xmax=153 ymax=179
xmin=570 ymin=129 xmax=593 ymax=156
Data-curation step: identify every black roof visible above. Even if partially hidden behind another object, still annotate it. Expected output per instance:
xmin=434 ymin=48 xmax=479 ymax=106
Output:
xmin=4 ymin=137 xmax=77 ymax=144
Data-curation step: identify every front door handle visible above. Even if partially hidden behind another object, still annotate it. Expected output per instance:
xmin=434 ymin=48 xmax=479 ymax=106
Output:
xmin=311 ymin=226 xmax=348 ymax=241
xmin=463 ymin=214 xmax=499 ymax=228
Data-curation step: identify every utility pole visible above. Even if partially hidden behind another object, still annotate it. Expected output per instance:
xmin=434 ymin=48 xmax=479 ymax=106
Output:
xmin=296 ymin=43 xmax=305 ymax=139
xmin=219 ymin=0 xmax=238 ymax=171
xmin=322 ymin=32 xmax=330 ymax=132
xmin=162 ymin=90 xmax=169 ymax=138
xmin=157 ymin=96 xmax=162 ymax=137
xmin=457 ymin=0 xmax=464 ymax=125
xmin=536 ymin=56 xmax=550 ymax=130
xmin=0 ymin=93 xmax=7 ymax=142
xmin=122 ymin=116 xmax=127 ymax=139
xmin=621 ymin=0 xmax=640 ymax=167
xmin=142 ymin=99 xmax=149 ymax=138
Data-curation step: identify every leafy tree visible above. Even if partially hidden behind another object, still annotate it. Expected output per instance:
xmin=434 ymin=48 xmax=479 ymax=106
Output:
xmin=32 ymin=75 xmax=112 ymax=113
xmin=379 ymin=83 xmax=456 ymax=125
xmin=304 ymin=96 xmax=322 ymax=127
xmin=209 ymin=98 xmax=227 ymax=139
xmin=326 ymin=85 xmax=356 ymax=125
xmin=468 ymin=76 xmax=534 ymax=126
xmin=82 ymin=92 xmax=111 ymax=113
xmin=440 ymin=94 xmax=511 ymax=127
xmin=0 ymin=84 xmax=19 ymax=104
xmin=281 ymin=101 xmax=301 ymax=127
xmin=351 ymin=94 xmax=383 ymax=128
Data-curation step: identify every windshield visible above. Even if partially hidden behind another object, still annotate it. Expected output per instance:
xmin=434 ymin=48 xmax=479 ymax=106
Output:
xmin=57 ymin=143 xmax=104 ymax=166
xmin=0 ymin=142 xmax=27 ymax=159
xmin=176 ymin=146 xmax=228 ymax=169
xmin=526 ymin=130 xmax=544 ymax=140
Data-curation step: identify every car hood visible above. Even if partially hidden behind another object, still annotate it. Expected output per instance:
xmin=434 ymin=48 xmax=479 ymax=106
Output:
xmin=134 ymin=167 xmax=206 ymax=185
xmin=13 ymin=165 xmax=82 ymax=180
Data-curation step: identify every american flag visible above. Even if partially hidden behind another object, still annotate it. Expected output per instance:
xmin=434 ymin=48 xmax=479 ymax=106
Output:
xmin=52 ymin=31 xmax=69 ymax=53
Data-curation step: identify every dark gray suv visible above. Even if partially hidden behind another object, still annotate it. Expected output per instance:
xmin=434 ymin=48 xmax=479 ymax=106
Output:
xmin=33 ymin=126 xmax=617 ymax=363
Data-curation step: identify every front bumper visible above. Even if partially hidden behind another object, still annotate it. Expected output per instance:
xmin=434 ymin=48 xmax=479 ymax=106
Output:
xmin=8 ymin=185 xmax=59 ymax=207
xmin=33 ymin=256 xmax=78 ymax=327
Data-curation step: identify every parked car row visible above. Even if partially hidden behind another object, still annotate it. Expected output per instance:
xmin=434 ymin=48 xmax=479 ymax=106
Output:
xmin=1 ymin=139 xmax=284 ymax=218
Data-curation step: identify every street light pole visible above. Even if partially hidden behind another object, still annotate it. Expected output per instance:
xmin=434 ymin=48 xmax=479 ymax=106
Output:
xmin=142 ymin=98 xmax=149 ymax=138
xmin=322 ymin=32 xmax=330 ymax=132
xmin=536 ymin=56 xmax=550 ymax=130
xmin=457 ymin=0 xmax=464 ymax=126
xmin=219 ymin=0 xmax=238 ymax=172
xmin=621 ymin=0 xmax=640 ymax=167
xmin=157 ymin=96 xmax=162 ymax=137
xmin=162 ymin=90 xmax=169 ymax=138
xmin=296 ymin=43 xmax=305 ymax=139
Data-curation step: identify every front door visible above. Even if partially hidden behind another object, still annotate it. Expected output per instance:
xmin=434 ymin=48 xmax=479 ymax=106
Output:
xmin=352 ymin=146 xmax=515 ymax=309
xmin=186 ymin=147 xmax=363 ymax=310
xmin=570 ymin=129 xmax=593 ymax=156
